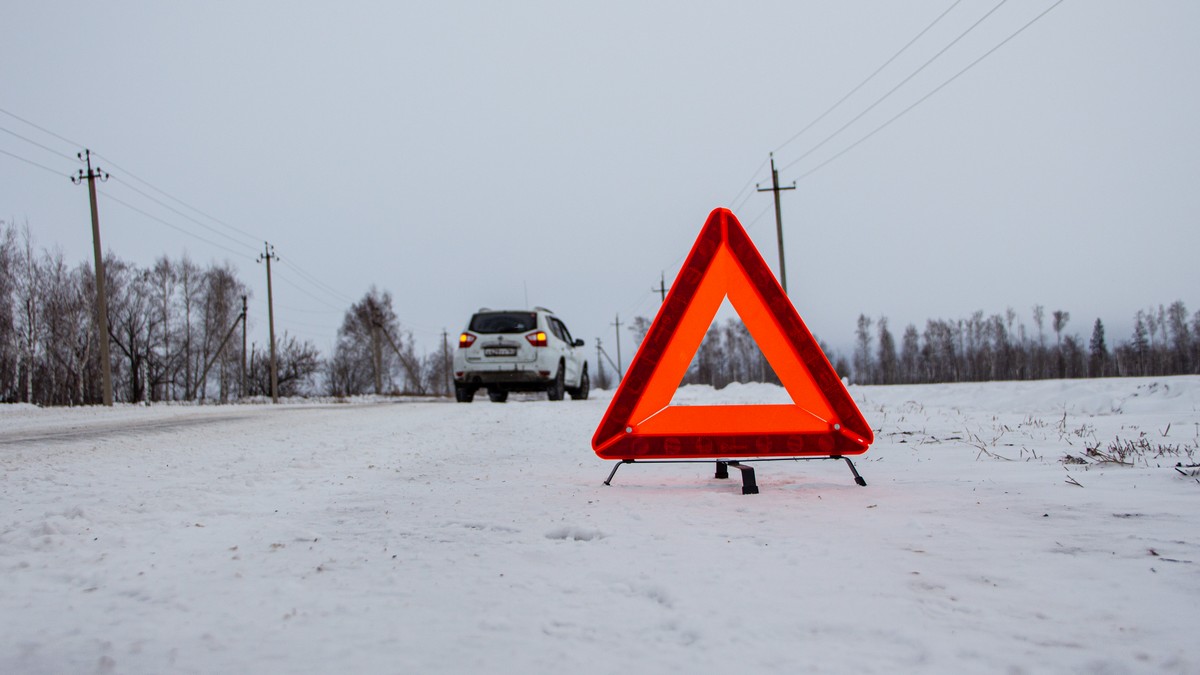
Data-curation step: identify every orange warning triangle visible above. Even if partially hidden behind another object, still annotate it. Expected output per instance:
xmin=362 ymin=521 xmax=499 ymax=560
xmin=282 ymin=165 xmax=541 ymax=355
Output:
xmin=592 ymin=208 xmax=873 ymax=459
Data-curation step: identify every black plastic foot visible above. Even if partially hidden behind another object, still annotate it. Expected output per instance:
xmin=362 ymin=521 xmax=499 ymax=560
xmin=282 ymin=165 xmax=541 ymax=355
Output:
xmin=604 ymin=460 xmax=633 ymax=486
xmin=714 ymin=461 xmax=729 ymax=479
xmin=728 ymin=462 xmax=758 ymax=495
xmin=840 ymin=456 xmax=867 ymax=487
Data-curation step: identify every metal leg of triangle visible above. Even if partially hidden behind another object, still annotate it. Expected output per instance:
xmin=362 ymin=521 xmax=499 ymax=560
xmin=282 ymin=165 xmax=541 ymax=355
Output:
xmin=602 ymin=456 xmax=867 ymax=494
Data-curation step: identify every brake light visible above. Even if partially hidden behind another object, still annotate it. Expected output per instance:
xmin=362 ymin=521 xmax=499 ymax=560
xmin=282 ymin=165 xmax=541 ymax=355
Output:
xmin=459 ymin=333 xmax=476 ymax=348
xmin=525 ymin=331 xmax=547 ymax=347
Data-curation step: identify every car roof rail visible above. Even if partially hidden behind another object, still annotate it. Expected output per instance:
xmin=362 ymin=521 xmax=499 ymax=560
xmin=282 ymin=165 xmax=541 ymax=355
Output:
xmin=477 ymin=307 xmax=491 ymax=312
xmin=534 ymin=306 xmax=554 ymax=314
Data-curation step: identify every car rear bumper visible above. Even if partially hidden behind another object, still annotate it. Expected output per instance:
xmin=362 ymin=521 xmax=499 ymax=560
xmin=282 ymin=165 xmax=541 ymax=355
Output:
xmin=456 ymin=367 xmax=551 ymax=389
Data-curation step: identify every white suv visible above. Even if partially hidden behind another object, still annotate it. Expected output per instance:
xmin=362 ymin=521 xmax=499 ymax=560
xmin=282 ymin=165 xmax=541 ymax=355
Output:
xmin=453 ymin=307 xmax=589 ymax=403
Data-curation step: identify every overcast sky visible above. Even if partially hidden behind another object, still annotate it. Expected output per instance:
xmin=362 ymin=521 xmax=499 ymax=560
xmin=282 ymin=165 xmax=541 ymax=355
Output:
xmin=4 ymin=1 xmax=1198 ymax=371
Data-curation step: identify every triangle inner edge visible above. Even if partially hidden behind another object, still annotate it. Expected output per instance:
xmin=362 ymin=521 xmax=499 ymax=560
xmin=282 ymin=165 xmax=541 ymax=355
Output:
xmin=626 ymin=244 xmax=837 ymax=433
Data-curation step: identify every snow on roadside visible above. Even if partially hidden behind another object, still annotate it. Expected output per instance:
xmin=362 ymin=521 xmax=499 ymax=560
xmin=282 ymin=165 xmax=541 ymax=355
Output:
xmin=1 ymin=377 xmax=1197 ymax=674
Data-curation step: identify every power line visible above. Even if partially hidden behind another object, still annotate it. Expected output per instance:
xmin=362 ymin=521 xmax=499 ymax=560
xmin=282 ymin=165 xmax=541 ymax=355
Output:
xmin=0 ymin=107 xmax=360 ymax=354
xmin=727 ymin=156 xmax=770 ymax=211
xmin=780 ymin=0 xmax=1011 ymax=174
xmin=556 ymin=1 xmax=1055 ymax=340
xmin=0 ymin=106 xmax=83 ymax=148
xmin=276 ymin=316 xmax=339 ymax=332
xmin=741 ymin=202 xmax=774 ymax=233
xmin=279 ymin=304 xmax=343 ymax=315
xmin=98 ymin=190 xmax=251 ymax=259
xmin=106 ymin=175 xmax=260 ymax=253
xmin=791 ymin=0 xmax=1066 ymax=183
xmin=619 ymin=290 xmax=654 ymax=319
xmin=275 ymin=264 xmax=351 ymax=307
xmin=281 ymin=260 xmax=355 ymax=305
xmin=773 ymin=0 xmax=965 ymax=155
xmin=272 ymin=268 xmax=345 ymax=311
xmin=0 ymin=125 xmax=78 ymax=162
xmin=93 ymin=152 xmax=265 ymax=246
xmin=0 ymin=147 xmax=70 ymax=178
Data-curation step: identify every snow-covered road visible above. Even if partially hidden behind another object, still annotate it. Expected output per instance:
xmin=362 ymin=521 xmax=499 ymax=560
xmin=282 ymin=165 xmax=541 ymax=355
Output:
xmin=2 ymin=378 xmax=1198 ymax=674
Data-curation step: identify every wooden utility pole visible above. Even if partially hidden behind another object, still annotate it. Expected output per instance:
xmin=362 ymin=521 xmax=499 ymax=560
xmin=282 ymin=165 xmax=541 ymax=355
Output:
xmin=240 ymin=295 xmax=248 ymax=399
xmin=756 ymin=152 xmax=796 ymax=294
xmin=257 ymin=243 xmax=279 ymax=403
xmin=653 ymin=272 xmax=667 ymax=303
xmin=611 ymin=314 xmax=623 ymax=379
xmin=595 ymin=338 xmax=603 ymax=386
xmin=72 ymin=149 xmax=113 ymax=406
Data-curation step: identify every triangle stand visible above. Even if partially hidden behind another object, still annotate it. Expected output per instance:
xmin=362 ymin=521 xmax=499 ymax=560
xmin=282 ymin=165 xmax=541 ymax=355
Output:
xmin=602 ymin=455 xmax=867 ymax=495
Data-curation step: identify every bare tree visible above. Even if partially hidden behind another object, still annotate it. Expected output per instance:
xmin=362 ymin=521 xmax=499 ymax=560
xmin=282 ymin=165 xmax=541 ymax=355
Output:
xmin=14 ymin=223 xmax=40 ymax=402
xmin=198 ymin=262 xmax=246 ymax=401
xmin=1052 ymin=310 xmax=1070 ymax=378
xmin=1089 ymin=318 xmax=1108 ymax=377
xmin=248 ymin=333 xmax=320 ymax=397
xmin=876 ymin=317 xmax=897 ymax=385
xmin=1166 ymin=300 xmax=1190 ymax=374
xmin=104 ymin=256 xmax=158 ymax=402
xmin=331 ymin=286 xmax=419 ymax=395
xmin=853 ymin=314 xmax=873 ymax=384
xmin=899 ymin=324 xmax=920 ymax=384
xmin=38 ymin=251 xmax=94 ymax=405
xmin=0 ymin=221 xmax=19 ymax=401
xmin=628 ymin=316 xmax=651 ymax=346
xmin=177 ymin=256 xmax=203 ymax=398
xmin=147 ymin=256 xmax=178 ymax=401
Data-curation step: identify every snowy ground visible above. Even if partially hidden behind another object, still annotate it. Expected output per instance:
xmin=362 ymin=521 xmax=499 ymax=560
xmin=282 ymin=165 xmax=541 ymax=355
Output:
xmin=2 ymin=377 xmax=1198 ymax=674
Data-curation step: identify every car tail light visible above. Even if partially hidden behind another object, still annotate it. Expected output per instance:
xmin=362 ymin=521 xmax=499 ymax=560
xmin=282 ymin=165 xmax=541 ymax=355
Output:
xmin=525 ymin=331 xmax=547 ymax=347
xmin=459 ymin=333 xmax=476 ymax=348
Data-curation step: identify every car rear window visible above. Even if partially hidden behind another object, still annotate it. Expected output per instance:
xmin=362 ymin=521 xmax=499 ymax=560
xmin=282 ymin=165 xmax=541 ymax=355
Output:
xmin=469 ymin=312 xmax=538 ymax=334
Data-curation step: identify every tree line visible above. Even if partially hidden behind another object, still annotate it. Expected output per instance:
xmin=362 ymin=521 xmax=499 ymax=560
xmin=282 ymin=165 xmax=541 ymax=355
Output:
xmin=8 ymin=214 xmax=1196 ymax=405
xmin=0 ymin=221 xmax=448 ymax=405
xmin=850 ymin=303 xmax=1199 ymax=385
xmin=626 ymin=301 xmax=1200 ymax=388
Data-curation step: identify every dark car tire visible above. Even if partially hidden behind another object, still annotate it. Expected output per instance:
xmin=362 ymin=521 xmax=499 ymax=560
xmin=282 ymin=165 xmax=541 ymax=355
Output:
xmin=546 ymin=363 xmax=565 ymax=401
xmin=454 ymin=383 xmax=475 ymax=403
xmin=569 ymin=366 xmax=589 ymax=401
xmin=488 ymin=389 xmax=509 ymax=403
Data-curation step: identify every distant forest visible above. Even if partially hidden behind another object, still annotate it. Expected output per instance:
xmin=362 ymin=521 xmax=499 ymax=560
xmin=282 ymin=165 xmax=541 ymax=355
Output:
xmin=626 ymin=301 xmax=1200 ymax=389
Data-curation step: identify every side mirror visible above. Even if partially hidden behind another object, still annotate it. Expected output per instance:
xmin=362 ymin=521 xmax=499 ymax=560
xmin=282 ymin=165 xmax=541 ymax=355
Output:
xmin=574 ymin=339 xmax=585 ymax=347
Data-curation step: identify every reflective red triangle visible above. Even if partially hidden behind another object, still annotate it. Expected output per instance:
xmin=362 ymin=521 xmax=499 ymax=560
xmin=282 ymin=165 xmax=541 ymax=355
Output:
xmin=592 ymin=208 xmax=873 ymax=459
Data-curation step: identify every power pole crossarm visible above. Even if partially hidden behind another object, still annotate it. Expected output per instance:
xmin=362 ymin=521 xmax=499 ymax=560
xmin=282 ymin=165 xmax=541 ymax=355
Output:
xmin=653 ymin=272 xmax=667 ymax=303
xmin=756 ymin=152 xmax=796 ymax=295
xmin=72 ymin=149 xmax=113 ymax=406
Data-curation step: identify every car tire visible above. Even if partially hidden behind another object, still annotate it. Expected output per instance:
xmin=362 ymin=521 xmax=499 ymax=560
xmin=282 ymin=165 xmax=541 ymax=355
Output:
xmin=487 ymin=389 xmax=509 ymax=403
xmin=569 ymin=366 xmax=589 ymax=401
xmin=546 ymin=362 xmax=565 ymax=401
xmin=454 ymin=383 xmax=475 ymax=403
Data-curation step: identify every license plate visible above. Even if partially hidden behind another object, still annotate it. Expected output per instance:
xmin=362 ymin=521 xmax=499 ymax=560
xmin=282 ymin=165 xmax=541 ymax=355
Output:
xmin=484 ymin=346 xmax=517 ymax=357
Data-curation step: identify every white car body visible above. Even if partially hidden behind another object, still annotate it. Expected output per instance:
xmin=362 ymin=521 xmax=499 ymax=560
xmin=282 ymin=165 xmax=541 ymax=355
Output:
xmin=452 ymin=308 xmax=589 ymax=402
